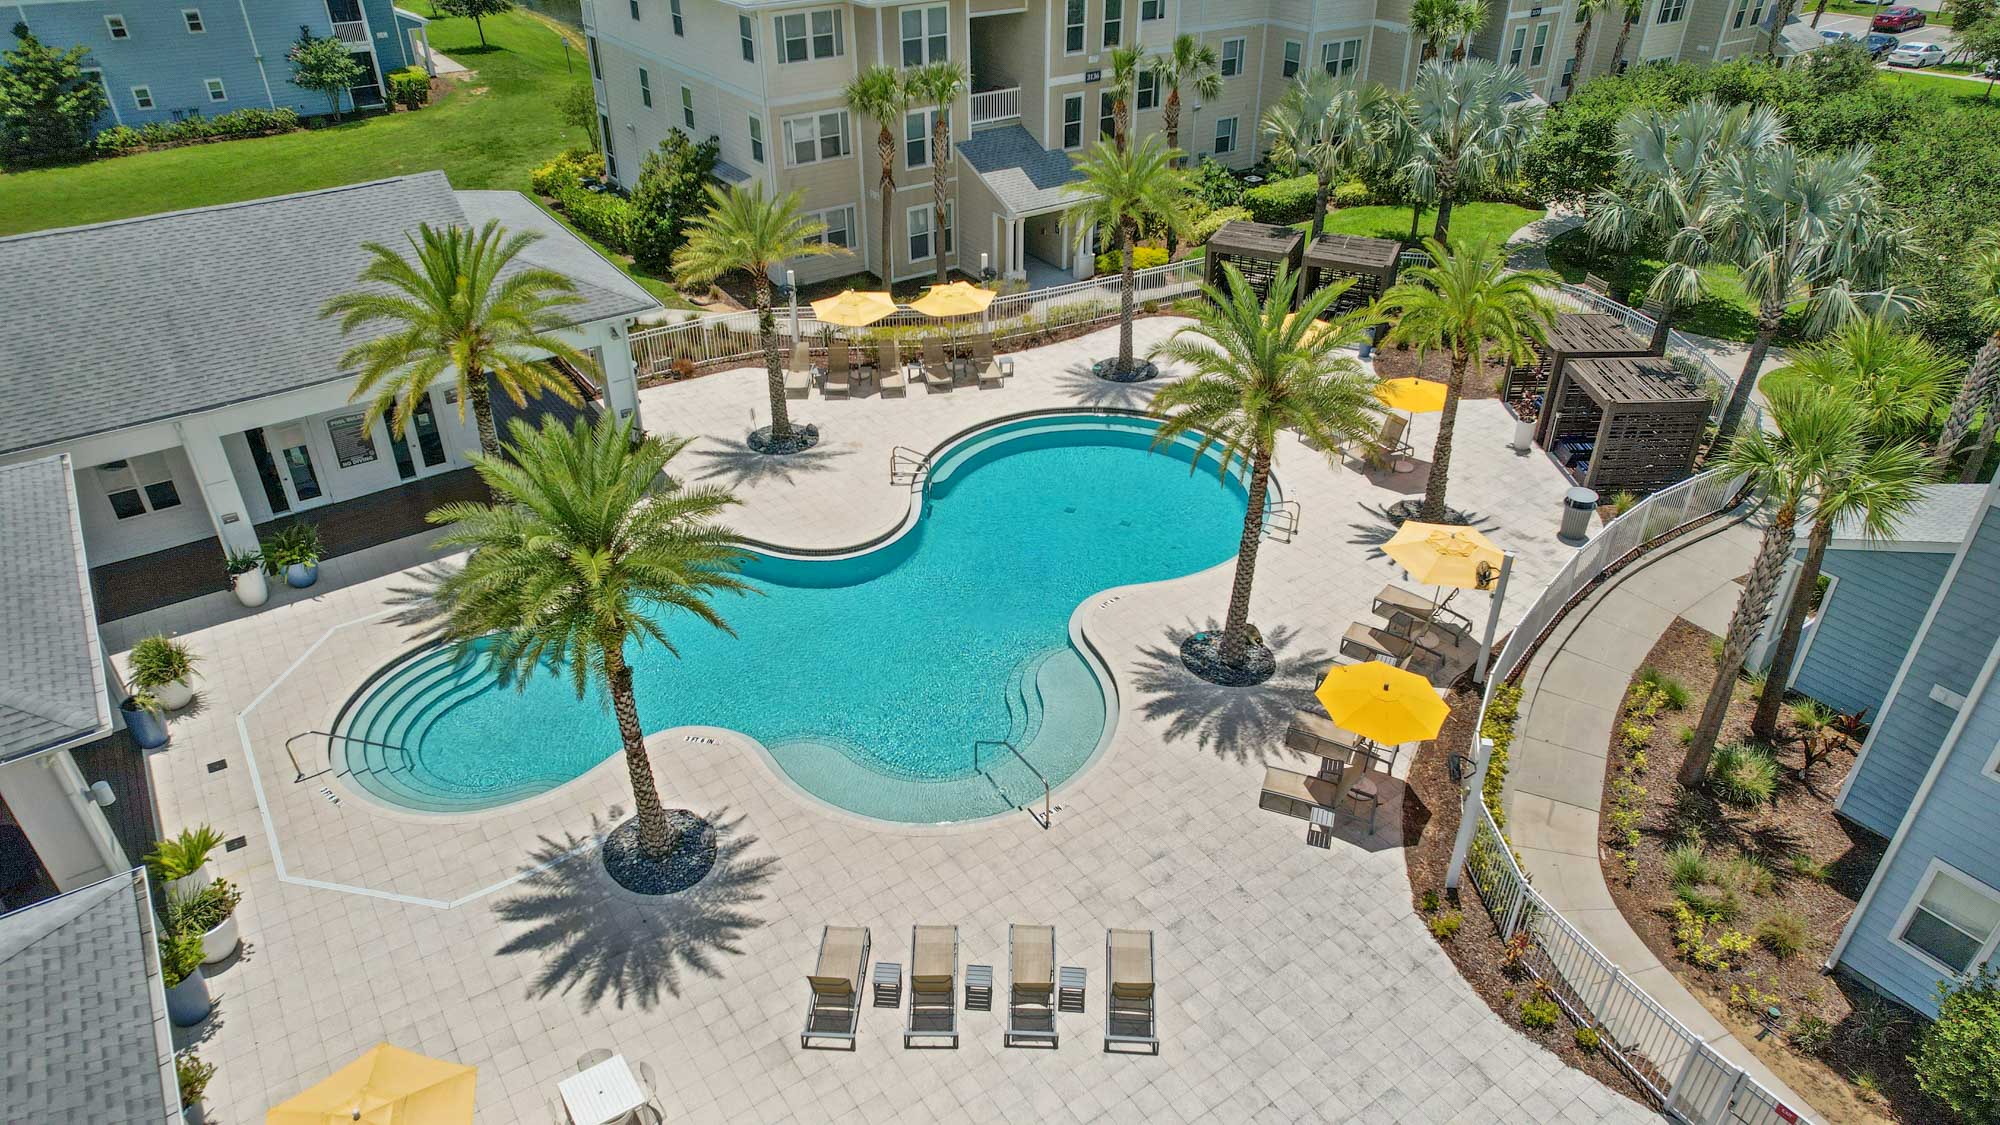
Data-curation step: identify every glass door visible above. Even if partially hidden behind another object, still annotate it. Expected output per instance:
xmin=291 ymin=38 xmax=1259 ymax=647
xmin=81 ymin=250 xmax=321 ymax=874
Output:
xmin=265 ymin=423 xmax=326 ymax=510
xmin=386 ymin=393 xmax=450 ymax=480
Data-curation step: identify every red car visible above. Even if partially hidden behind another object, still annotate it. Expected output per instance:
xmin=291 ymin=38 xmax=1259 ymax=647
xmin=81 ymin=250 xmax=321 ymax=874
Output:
xmin=1872 ymin=6 xmax=1927 ymax=31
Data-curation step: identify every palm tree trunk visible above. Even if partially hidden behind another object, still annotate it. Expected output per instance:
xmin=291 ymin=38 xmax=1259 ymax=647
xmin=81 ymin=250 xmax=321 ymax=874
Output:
xmin=1220 ymin=450 xmax=1273 ymax=667
xmin=1810 ymin=0 xmax=1828 ymax=26
xmin=1937 ymin=335 xmax=1999 ymax=473
xmin=1421 ymin=350 xmax=1469 ymax=521
xmin=467 ymin=373 xmax=501 ymax=458
xmin=1964 ymin=391 xmax=2000 ymax=484
xmin=1569 ymin=19 xmax=1592 ymax=95
xmin=1753 ymin=512 xmax=1833 ymax=739
xmin=755 ymin=272 xmax=792 ymax=440
xmin=1310 ymin=169 xmax=1332 ymax=241
xmin=1116 ymin=98 xmax=1129 ymax=152
xmin=931 ymin=116 xmax=949 ymax=284
xmin=1431 ymin=167 xmax=1457 ymax=245
xmin=1680 ymin=504 xmax=1796 ymax=785
xmin=1717 ymin=306 xmax=1783 ymax=446
xmin=877 ymin=125 xmax=897 ymax=288
xmin=1765 ymin=0 xmax=1796 ymax=57
xmin=605 ymin=645 xmax=677 ymax=858
xmin=1649 ymin=299 xmax=1676 ymax=354
xmin=1612 ymin=16 xmax=1635 ymax=71
xmin=1118 ymin=219 xmax=1136 ymax=373
xmin=1164 ymin=88 xmax=1181 ymax=159
xmin=1408 ymin=201 xmax=1423 ymax=243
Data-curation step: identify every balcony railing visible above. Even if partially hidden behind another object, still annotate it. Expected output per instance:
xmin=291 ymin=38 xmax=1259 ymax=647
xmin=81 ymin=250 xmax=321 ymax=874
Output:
xmin=332 ymin=20 xmax=369 ymax=45
xmin=970 ymin=86 xmax=1022 ymax=129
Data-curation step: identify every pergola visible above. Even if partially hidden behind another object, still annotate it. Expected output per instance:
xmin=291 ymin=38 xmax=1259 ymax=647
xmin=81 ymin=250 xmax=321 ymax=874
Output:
xmin=1509 ymin=312 xmax=1653 ymax=427
xmin=1300 ymin=234 xmax=1400 ymax=313
xmin=1539 ymin=356 xmax=1708 ymax=493
xmin=1204 ymin=221 xmax=1305 ymax=306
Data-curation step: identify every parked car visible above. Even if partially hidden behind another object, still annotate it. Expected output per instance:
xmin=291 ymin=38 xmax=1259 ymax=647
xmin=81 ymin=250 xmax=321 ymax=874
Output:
xmin=1886 ymin=41 xmax=1948 ymax=66
xmin=1820 ymin=29 xmax=1858 ymax=45
xmin=1872 ymin=6 xmax=1927 ymax=31
xmin=1864 ymin=32 xmax=1901 ymax=58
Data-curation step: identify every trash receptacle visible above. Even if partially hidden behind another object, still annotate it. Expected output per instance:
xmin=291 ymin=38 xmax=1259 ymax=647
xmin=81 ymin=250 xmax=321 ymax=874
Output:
xmin=1560 ymin=487 xmax=1598 ymax=541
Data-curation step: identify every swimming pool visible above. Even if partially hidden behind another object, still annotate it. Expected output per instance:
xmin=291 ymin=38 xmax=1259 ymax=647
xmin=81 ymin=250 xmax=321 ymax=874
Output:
xmin=330 ymin=412 xmax=1255 ymax=823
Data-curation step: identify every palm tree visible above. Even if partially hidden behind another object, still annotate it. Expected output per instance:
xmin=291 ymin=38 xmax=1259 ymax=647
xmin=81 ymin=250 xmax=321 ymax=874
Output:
xmin=1937 ymin=232 xmax=2000 ymax=480
xmin=905 ymin=61 xmax=966 ymax=284
xmin=1107 ymin=44 xmax=1147 ymax=150
xmin=1765 ymin=0 xmax=1799 ymax=57
xmin=1702 ymin=142 xmax=1919 ymax=445
xmin=1147 ymin=266 xmax=1384 ymax=672
xmin=323 ymin=220 xmax=588 ymax=459
xmin=1750 ymin=318 xmax=1945 ymax=739
xmin=1262 ymin=74 xmax=1388 ymax=241
xmin=674 ymin=183 xmax=843 ymax=448
xmin=1680 ymin=388 xmax=1867 ymax=786
xmin=1151 ymin=34 xmax=1222 ymax=163
xmin=1064 ymin=137 xmax=1187 ymax=377
xmin=1411 ymin=0 xmax=1458 ymax=61
xmin=1585 ymin=99 xmax=1785 ymax=353
xmin=1566 ymin=0 xmax=1605 ymax=97
xmin=1609 ymin=0 xmax=1644 ymax=71
xmin=1373 ymin=237 xmax=1558 ymax=522
xmin=1401 ymin=60 xmax=1541 ymax=246
xmin=842 ymin=65 xmax=907 ymax=289
xmin=1450 ymin=0 xmax=1487 ymax=59
xmin=426 ymin=415 xmax=749 ymax=860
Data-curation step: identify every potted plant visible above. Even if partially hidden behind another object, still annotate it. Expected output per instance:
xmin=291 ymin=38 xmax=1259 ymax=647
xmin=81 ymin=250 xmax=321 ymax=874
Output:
xmin=225 ymin=550 xmax=267 ymax=607
xmin=262 ymin=521 xmax=322 ymax=588
xmin=146 ymin=825 xmax=226 ymax=901
xmin=169 ymin=878 xmax=243 ymax=965
xmin=121 ymin=691 xmax=170 ymax=749
xmin=176 ymin=1049 xmax=215 ymax=1120
xmin=130 ymin=635 xmax=200 ymax=711
xmin=159 ymin=930 xmax=211 ymax=1026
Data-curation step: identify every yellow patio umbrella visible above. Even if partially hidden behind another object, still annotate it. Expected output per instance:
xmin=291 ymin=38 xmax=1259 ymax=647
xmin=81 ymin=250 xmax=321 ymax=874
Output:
xmin=910 ymin=280 xmax=996 ymax=317
xmin=1315 ymin=659 xmax=1449 ymax=746
xmin=810 ymin=288 xmax=898 ymax=328
xmin=1281 ymin=312 xmax=1336 ymax=346
xmin=1376 ymin=376 xmax=1448 ymax=414
xmin=1383 ymin=521 xmax=1505 ymax=591
xmin=266 ymin=1044 xmax=476 ymax=1125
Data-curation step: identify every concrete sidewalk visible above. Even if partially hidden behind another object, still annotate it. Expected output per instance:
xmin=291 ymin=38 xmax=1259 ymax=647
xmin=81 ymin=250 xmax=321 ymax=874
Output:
xmin=1500 ymin=516 xmax=1825 ymax=1119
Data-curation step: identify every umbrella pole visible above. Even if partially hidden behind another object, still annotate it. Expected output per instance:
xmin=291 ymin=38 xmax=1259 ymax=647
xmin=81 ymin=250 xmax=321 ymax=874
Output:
xmin=1471 ymin=551 xmax=1514 ymax=687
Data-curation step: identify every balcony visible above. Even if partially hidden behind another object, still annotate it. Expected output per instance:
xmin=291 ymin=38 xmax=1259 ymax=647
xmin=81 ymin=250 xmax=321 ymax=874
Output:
xmin=970 ymin=86 xmax=1021 ymax=130
xmin=332 ymin=20 xmax=369 ymax=46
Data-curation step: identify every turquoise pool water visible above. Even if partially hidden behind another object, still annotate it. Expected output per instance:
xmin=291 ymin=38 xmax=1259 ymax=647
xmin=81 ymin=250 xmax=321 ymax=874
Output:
xmin=331 ymin=413 xmax=1252 ymax=823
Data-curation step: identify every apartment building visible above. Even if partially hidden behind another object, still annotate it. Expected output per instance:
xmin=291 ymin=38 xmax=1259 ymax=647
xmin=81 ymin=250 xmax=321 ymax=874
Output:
xmin=583 ymin=0 xmax=1805 ymax=286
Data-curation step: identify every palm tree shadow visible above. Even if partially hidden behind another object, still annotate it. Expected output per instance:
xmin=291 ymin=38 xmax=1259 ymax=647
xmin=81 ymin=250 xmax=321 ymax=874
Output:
xmin=1130 ymin=619 xmax=1332 ymax=760
xmin=380 ymin=561 xmax=458 ymax=634
xmin=691 ymin=438 xmax=850 ymax=490
xmin=1050 ymin=367 xmax=1161 ymax=410
xmin=491 ymin=809 xmax=777 ymax=1012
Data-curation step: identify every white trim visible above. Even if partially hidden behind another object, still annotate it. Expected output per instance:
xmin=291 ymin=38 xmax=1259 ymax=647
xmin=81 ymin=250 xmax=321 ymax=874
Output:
xmin=1785 ymin=570 xmax=1835 ymax=690
xmin=897 ymin=2 xmax=949 ymax=66
xmin=1219 ymin=35 xmax=1246 ymax=76
xmin=181 ymin=7 xmax=204 ymax=33
xmin=129 ymin=84 xmax=153 ymax=110
xmin=236 ymin=0 xmax=276 ymax=107
xmin=780 ymin=107 xmax=851 ymax=167
xmin=904 ymin=200 xmax=952 ymax=263
xmin=680 ymin=83 xmax=695 ymax=130
xmin=801 ymin=202 xmax=857 ymax=251
xmin=1212 ymin=113 xmax=1238 ymax=154
xmin=747 ymin=112 xmax=765 ymax=163
xmin=1984 ymin=733 xmax=2000 ymax=785
xmin=103 ymin=13 xmax=128 ymax=38
xmin=1062 ymin=0 xmax=1085 ymax=55
xmin=1886 ymin=858 xmax=2000 ymax=979
xmin=203 ymin=76 xmax=228 ymax=102
xmin=1059 ymin=91 xmax=1084 ymax=150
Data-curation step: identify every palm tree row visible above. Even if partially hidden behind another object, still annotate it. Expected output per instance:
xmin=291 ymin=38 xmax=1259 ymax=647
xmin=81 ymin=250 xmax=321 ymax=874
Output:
xmin=841 ymin=61 xmax=966 ymax=287
xmin=1261 ymin=73 xmax=1391 ymax=242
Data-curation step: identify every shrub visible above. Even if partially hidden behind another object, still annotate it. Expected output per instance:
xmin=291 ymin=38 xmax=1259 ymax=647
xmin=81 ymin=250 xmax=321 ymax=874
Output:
xmin=1095 ymin=245 xmax=1170 ymax=273
xmin=532 ymin=147 xmax=605 ymax=196
xmin=1500 ymin=931 xmax=1533 ymax=977
xmin=1787 ymin=852 xmax=1829 ymax=881
xmin=91 ymin=125 xmax=143 ymax=153
xmin=145 ymin=826 xmax=225 ymax=882
xmin=1610 ymin=490 xmax=1639 ymax=516
xmin=1716 ymin=928 xmax=1755 ymax=958
xmin=1790 ymin=1013 xmax=1834 ymax=1054
xmin=1675 ymin=883 xmax=1741 ymax=924
xmin=1574 ymin=1027 xmax=1602 ymax=1052
xmin=1635 ymin=667 xmax=1689 ymax=710
xmin=0 ymin=25 xmax=108 ymax=167
xmin=554 ymin=182 xmax=635 ymax=254
xmin=1419 ymin=889 xmax=1441 ymax=914
xmin=158 ymin=930 xmax=205 ymax=988
xmin=1520 ymin=997 xmax=1560 ymax=1030
xmin=1850 ymin=996 xmax=1908 ymax=1047
xmin=1666 ymin=844 xmax=1712 ymax=889
xmin=1428 ymin=910 xmax=1462 ymax=941
xmin=1188 ymin=204 xmax=1251 ymax=248
xmin=1242 ymin=174 xmax=1317 ymax=224
xmin=130 ymin=635 xmax=199 ymax=689
xmin=389 ymin=67 xmax=431 ymax=110
xmin=1718 ymin=853 xmax=1775 ymax=898
xmin=1332 ymin=179 xmax=1372 ymax=207
xmin=628 ymin=130 xmax=718 ymax=273
xmin=1709 ymin=743 xmax=1778 ymax=807
xmin=1188 ymin=160 xmax=1245 ymax=207
xmin=176 ymin=1049 xmax=215 ymax=1106
xmin=1755 ymin=910 xmax=1808 ymax=959
xmin=168 ymin=878 xmax=241 ymax=936
xmin=88 ymin=108 xmax=298 ymax=156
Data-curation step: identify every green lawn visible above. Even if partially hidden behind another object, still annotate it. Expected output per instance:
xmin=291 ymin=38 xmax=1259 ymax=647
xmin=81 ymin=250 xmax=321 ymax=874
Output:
xmin=1191 ymin=202 xmax=1545 ymax=259
xmin=1544 ymin=228 xmax=1810 ymax=344
xmin=1880 ymin=69 xmax=2000 ymax=107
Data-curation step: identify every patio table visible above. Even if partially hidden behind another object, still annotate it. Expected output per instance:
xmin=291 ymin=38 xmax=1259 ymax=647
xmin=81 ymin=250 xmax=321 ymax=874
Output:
xmin=558 ymin=1055 xmax=646 ymax=1125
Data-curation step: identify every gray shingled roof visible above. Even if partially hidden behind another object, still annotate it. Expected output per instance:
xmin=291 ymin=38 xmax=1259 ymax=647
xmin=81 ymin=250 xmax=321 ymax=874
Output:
xmin=1778 ymin=21 xmax=1828 ymax=55
xmin=0 ymin=172 xmax=660 ymax=457
xmin=1823 ymin=482 xmax=1988 ymax=551
xmin=1 ymin=872 xmax=178 ymax=1124
xmin=957 ymin=125 xmax=1090 ymax=216
xmin=0 ymin=456 xmax=111 ymax=765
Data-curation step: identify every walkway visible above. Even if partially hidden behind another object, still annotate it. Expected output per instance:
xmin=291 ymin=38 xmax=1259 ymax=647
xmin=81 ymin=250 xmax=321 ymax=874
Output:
xmin=1500 ymin=516 xmax=1821 ymax=1117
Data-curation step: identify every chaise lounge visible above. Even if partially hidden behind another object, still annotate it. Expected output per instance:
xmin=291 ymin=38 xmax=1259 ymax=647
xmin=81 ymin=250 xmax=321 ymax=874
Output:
xmin=1104 ymin=928 xmax=1158 ymax=1054
xmin=785 ymin=342 xmax=814 ymax=398
xmin=800 ymin=925 xmax=870 ymax=1049
xmin=905 ymin=923 xmax=959 ymax=1047
xmin=875 ymin=340 xmax=907 ymax=396
xmin=1005 ymin=924 xmax=1058 ymax=1048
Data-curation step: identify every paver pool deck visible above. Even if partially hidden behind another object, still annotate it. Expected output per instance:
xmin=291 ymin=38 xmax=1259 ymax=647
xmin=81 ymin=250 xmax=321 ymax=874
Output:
xmin=116 ymin=320 xmax=1656 ymax=1123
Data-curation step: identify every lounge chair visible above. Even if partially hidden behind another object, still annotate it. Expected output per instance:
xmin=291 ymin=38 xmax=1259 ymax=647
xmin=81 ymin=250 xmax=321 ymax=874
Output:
xmin=1258 ymin=764 xmax=1342 ymax=820
xmin=1005 ymin=924 xmax=1058 ymax=1048
xmin=823 ymin=343 xmax=851 ymax=397
xmin=876 ymin=340 xmax=907 ymax=396
xmin=971 ymin=334 xmax=1013 ymax=384
xmin=905 ymin=924 xmax=959 ymax=1047
xmin=920 ymin=339 xmax=954 ymax=392
xmin=1359 ymin=414 xmax=1414 ymax=471
xmin=784 ymin=342 xmax=813 ymax=398
xmin=1104 ymin=929 xmax=1158 ymax=1054
xmin=801 ymin=925 xmax=870 ymax=1049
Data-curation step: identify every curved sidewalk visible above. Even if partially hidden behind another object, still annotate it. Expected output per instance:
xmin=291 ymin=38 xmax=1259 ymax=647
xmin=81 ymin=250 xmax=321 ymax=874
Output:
xmin=1499 ymin=516 xmax=1823 ymax=1118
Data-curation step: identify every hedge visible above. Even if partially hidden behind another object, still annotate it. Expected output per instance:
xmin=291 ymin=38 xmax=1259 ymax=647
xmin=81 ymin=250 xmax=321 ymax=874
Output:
xmin=1242 ymin=174 xmax=1317 ymax=225
xmin=552 ymin=182 xmax=634 ymax=254
xmin=1095 ymin=245 xmax=1170 ymax=273
xmin=91 ymin=108 xmax=300 ymax=154
xmin=388 ymin=67 xmax=430 ymax=110
xmin=532 ymin=148 xmax=605 ymax=196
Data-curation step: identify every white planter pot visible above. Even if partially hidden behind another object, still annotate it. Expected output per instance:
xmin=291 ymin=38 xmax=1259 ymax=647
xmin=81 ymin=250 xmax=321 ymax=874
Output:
xmin=1511 ymin=418 xmax=1537 ymax=452
xmin=197 ymin=911 xmax=241 ymax=965
xmin=165 ymin=969 xmax=211 ymax=1026
xmin=153 ymin=679 xmax=194 ymax=711
xmin=168 ymin=865 xmax=216 ymax=903
xmin=232 ymin=567 xmax=269 ymax=607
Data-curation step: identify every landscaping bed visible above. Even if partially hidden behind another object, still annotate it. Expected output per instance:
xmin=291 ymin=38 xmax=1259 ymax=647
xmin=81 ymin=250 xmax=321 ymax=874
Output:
xmin=1598 ymin=617 xmax=1931 ymax=1124
xmin=1371 ymin=345 xmax=1507 ymax=399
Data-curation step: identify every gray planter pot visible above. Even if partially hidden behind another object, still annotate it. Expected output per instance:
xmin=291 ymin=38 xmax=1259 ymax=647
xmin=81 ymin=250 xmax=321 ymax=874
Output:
xmin=123 ymin=701 xmax=169 ymax=749
xmin=165 ymin=969 xmax=211 ymax=1026
xmin=285 ymin=562 xmax=319 ymax=588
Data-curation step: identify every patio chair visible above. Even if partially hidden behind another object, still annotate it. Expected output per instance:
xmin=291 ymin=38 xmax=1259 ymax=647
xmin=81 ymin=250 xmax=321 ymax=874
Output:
xmin=1258 ymin=764 xmax=1342 ymax=821
xmin=971 ymin=334 xmax=1013 ymax=382
xmin=801 ymin=924 xmax=871 ymax=1049
xmin=1005 ymin=924 xmax=1059 ymax=1048
xmin=920 ymin=339 xmax=955 ymax=393
xmin=1104 ymin=929 xmax=1158 ymax=1054
xmin=823 ymin=343 xmax=851 ymax=398
xmin=785 ymin=342 xmax=813 ymax=398
xmin=876 ymin=340 xmax=908 ymax=396
xmin=1359 ymin=414 xmax=1414 ymax=471
xmin=904 ymin=924 xmax=959 ymax=1048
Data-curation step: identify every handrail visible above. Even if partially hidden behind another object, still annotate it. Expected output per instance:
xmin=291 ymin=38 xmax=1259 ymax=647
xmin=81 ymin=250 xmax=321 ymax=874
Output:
xmin=1262 ymin=498 xmax=1301 ymax=542
xmin=975 ymin=739 xmax=1053 ymax=829
xmin=283 ymin=729 xmax=414 ymax=783
xmin=889 ymin=445 xmax=930 ymax=486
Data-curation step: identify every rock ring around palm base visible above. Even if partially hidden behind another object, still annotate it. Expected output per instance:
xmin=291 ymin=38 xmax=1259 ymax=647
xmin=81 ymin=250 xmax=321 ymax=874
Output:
xmin=748 ymin=423 xmax=820 ymax=454
xmin=1091 ymin=359 xmax=1159 ymax=383
xmin=1387 ymin=498 xmax=1474 ymax=526
xmin=1180 ymin=632 xmax=1277 ymax=687
xmin=602 ymin=811 xmax=717 ymax=895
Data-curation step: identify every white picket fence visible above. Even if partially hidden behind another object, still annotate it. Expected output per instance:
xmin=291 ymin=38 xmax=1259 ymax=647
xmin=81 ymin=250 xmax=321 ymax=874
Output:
xmin=1453 ymin=470 xmax=1813 ymax=1125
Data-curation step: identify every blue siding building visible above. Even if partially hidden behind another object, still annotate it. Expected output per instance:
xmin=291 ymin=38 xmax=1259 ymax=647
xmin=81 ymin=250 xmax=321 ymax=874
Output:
xmin=11 ymin=0 xmax=432 ymax=129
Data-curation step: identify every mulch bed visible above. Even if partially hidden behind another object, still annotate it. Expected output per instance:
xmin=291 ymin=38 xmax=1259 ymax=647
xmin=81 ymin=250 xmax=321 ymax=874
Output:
xmin=1372 ymin=346 xmax=1508 ymax=400
xmin=1402 ymin=689 xmax=1654 ymax=1110
xmin=1599 ymin=618 xmax=1929 ymax=1124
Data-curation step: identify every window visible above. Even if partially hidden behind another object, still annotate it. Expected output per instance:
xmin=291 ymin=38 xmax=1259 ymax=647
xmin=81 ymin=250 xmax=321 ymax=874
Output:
xmin=1751 ymin=0 xmax=1766 ymax=26
xmin=1656 ymin=0 xmax=1685 ymax=23
xmin=670 ymin=0 xmax=684 ymax=35
xmin=749 ymin=115 xmax=764 ymax=162
xmin=132 ymin=85 xmax=154 ymax=110
xmin=907 ymin=203 xmax=952 ymax=261
xmin=1561 ymin=57 xmax=1576 ymax=88
xmin=740 ymin=14 xmax=755 ymax=61
xmin=1896 ymin=863 xmax=2000 ymax=975
xmin=805 ymin=205 xmax=855 ymax=249
xmin=1282 ymin=40 xmax=1301 ymax=79
xmin=777 ymin=9 xmax=844 ymax=62
xmin=905 ymin=108 xmax=947 ymax=168
xmin=1213 ymin=115 xmax=1237 ymax=154
xmin=95 ymin=455 xmax=181 ymax=520
xmin=601 ymin=113 xmax=616 ymax=178
xmin=1531 ymin=23 xmax=1550 ymax=66
xmin=182 ymin=8 xmax=204 ymax=33
xmin=1103 ymin=0 xmax=1122 ymax=47
xmin=900 ymin=5 xmax=948 ymax=66
xmin=1137 ymin=70 xmax=1159 ymax=110
xmin=1508 ymin=26 xmax=1527 ymax=66
xmin=629 ymin=0 xmax=640 ymax=19
xmin=1142 ymin=0 xmax=1165 ymax=19
xmin=783 ymin=109 xmax=849 ymax=166
xmin=1100 ymin=90 xmax=1116 ymax=141
xmin=589 ymin=35 xmax=602 ymax=79
xmin=1220 ymin=38 xmax=1245 ymax=77
xmin=1061 ymin=92 xmax=1084 ymax=149
xmin=1732 ymin=0 xmax=1749 ymax=28
xmin=681 ymin=85 xmax=694 ymax=129
xmin=104 ymin=14 xmax=129 ymax=39
xmin=204 ymin=77 xmax=227 ymax=102
xmin=1322 ymin=37 xmax=1360 ymax=76
xmin=1064 ymin=0 xmax=1085 ymax=54
xmin=638 ymin=68 xmax=652 ymax=108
